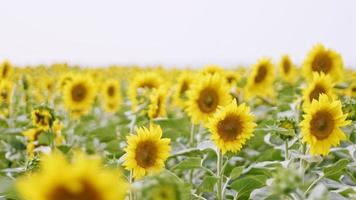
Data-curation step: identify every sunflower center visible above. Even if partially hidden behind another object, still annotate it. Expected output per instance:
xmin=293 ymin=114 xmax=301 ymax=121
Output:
xmin=180 ymin=81 xmax=189 ymax=95
xmin=309 ymin=85 xmax=326 ymax=102
xmin=197 ymin=88 xmax=219 ymax=113
xmin=71 ymin=84 xmax=87 ymax=102
xmin=352 ymin=87 xmax=356 ymax=92
xmin=35 ymin=112 xmax=47 ymax=125
xmin=254 ymin=65 xmax=267 ymax=83
xmin=283 ymin=60 xmax=291 ymax=74
xmin=312 ymin=52 xmax=332 ymax=73
xmin=107 ymin=86 xmax=115 ymax=97
xmin=310 ymin=111 xmax=335 ymax=140
xmin=135 ymin=140 xmax=158 ymax=168
xmin=0 ymin=91 xmax=8 ymax=101
xmin=140 ymin=82 xmax=155 ymax=89
xmin=48 ymin=181 xmax=101 ymax=200
xmin=217 ymin=115 xmax=242 ymax=142
xmin=153 ymin=96 xmax=162 ymax=118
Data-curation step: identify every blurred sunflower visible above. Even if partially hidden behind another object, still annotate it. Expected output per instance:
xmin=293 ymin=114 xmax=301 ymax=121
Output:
xmin=63 ymin=74 xmax=95 ymax=116
xmin=172 ymin=72 xmax=194 ymax=108
xmin=278 ymin=55 xmax=297 ymax=83
xmin=58 ymin=72 xmax=74 ymax=91
xmin=123 ymin=124 xmax=171 ymax=179
xmin=201 ymin=64 xmax=225 ymax=76
xmin=101 ymin=79 xmax=121 ymax=113
xmin=128 ymin=72 xmax=163 ymax=110
xmin=0 ymin=59 xmax=13 ymax=80
xmin=225 ymin=70 xmax=240 ymax=87
xmin=302 ymin=72 xmax=335 ymax=109
xmin=208 ymin=100 xmax=256 ymax=154
xmin=16 ymin=152 xmax=128 ymax=200
xmin=0 ymin=80 xmax=13 ymax=105
xmin=245 ymin=58 xmax=275 ymax=99
xmin=186 ymin=74 xmax=231 ymax=125
xmin=300 ymin=94 xmax=350 ymax=155
xmin=303 ymin=44 xmax=343 ymax=82
xmin=148 ymin=87 xmax=168 ymax=119
xmin=31 ymin=108 xmax=54 ymax=131
xmin=346 ymin=81 xmax=356 ymax=98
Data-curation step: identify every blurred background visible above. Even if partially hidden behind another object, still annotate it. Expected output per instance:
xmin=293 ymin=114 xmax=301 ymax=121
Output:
xmin=0 ymin=0 xmax=355 ymax=68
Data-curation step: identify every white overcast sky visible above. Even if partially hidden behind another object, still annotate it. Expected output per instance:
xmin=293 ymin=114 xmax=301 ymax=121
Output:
xmin=0 ymin=0 xmax=355 ymax=68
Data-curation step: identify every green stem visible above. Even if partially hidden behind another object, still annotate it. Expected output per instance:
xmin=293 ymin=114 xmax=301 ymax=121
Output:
xmin=299 ymin=143 xmax=306 ymax=182
xmin=190 ymin=124 xmax=195 ymax=147
xmin=285 ymin=140 xmax=289 ymax=161
xmin=129 ymin=170 xmax=134 ymax=200
xmin=304 ymin=175 xmax=324 ymax=196
xmin=217 ymin=150 xmax=223 ymax=200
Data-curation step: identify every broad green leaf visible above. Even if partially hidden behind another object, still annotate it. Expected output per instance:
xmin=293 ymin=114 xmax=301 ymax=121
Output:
xmin=198 ymin=176 xmax=219 ymax=192
xmin=230 ymin=166 xmax=244 ymax=180
xmin=230 ymin=175 xmax=268 ymax=200
xmin=323 ymin=159 xmax=349 ymax=180
xmin=172 ymin=157 xmax=202 ymax=170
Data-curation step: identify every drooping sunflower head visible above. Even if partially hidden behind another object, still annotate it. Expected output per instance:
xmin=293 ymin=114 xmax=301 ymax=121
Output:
xmin=148 ymin=87 xmax=168 ymax=119
xmin=173 ymin=72 xmax=194 ymax=108
xmin=245 ymin=58 xmax=275 ymax=99
xmin=278 ymin=55 xmax=297 ymax=83
xmin=101 ymin=79 xmax=121 ymax=113
xmin=0 ymin=80 xmax=13 ymax=104
xmin=0 ymin=59 xmax=13 ymax=80
xmin=302 ymin=72 xmax=335 ymax=109
xmin=208 ymin=99 xmax=256 ymax=154
xmin=128 ymin=72 xmax=163 ymax=110
xmin=123 ymin=124 xmax=171 ymax=179
xmin=31 ymin=108 xmax=54 ymax=131
xmin=16 ymin=152 xmax=129 ymax=200
xmin=303 ymin=44 xmax=344 ymax=82
xmin=63 ymin=74 xmax=96 ymax=115
xmin=300 ymin=94 xmax=350 ymax=155
xmin=186 ymin=74 xmax=231 ymax=125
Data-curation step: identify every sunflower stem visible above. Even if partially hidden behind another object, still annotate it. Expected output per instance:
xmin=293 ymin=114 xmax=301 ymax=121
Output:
xmin=285 ymin=140 xmax=289 ymax=160
xmin=217 ymin=150 xmax=224 ymax=200
xmin=304 ymin=174 xmax=324 ymax=196
xmin=190 ymin=123 xmax=195 ymax=147
xmin=129 ymin=170 xmax=134 ymax=200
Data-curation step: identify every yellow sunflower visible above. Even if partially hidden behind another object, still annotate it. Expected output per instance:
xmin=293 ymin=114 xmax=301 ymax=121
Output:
xmin=225 ymin=70 xmax=240 ymax=87
xmin=278 ymin=55 xmax=297 ymax=83
xmin=0 ymin=59 xmax=13 ymax=80
xmin=63 ymin=74 xmax=95 ymax=116
xmin=172 ymin=72 xmax=194 ymax=108
xmin=123 ymin=124 xmax=171 ymax=179
xmin=16 ymin=152 xmax=128 ymax=200
xmin=31 ymin=109 xmax=53 ymax=131
xmin=186 ymin=74 xmax=231 ymax=125
xmin=300 ymin=94 xmax=350 ymax=155
xmin=201 ymin=64 xmax=225 ymax=76
xmin=302 ymin=44 xmax=343 ymax=82
xmin=128 ymin=72 xmax=163 ymax=110
xmin=346 ymin=81 xmax=356 ymax=98
xmin=0 ymin=80 xmax=13 ymax=105
xmin=58 ymin=72 xmax=74 ymax=91
xmin=245 ymin=58 xmax=275 ymax=99
xmin=208 ymin=100 xmax=256 ymax=154
xmin=302 ymin=72 xmax=335 ymax=109
xmin=101 ymin=79 xmax=121 ymax=113
xmin=148 ymin=88 xmax=168 ymax=119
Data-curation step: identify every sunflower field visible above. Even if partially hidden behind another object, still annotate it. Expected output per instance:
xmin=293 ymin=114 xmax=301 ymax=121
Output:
xmin=0 ymin=44 xmax=355 ymax=200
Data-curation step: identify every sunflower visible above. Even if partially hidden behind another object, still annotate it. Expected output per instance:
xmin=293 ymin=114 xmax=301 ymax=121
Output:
xmin=245 ymin=58 xmax=275 ymax=99
xmin=347 ymin=81 xmax=356 ymax=98
xmin=300 ymin=94 xmax=350 ymax=155
xmin=186 ymin=74 xmax=231 ymax=125
xmin=31 ymin=109 xmax=54 ymax=131
xmin=278 ymin=55 xmax=297 ymax=83
xmin=123 ymin=124 xmax=171 ymax=179
xmin=225 ymin=70 xmax=240 ymax=87
xmin=58 ymin=72 xmax=74 ymax=91
xmin=302 ymin=72 xmax=335 ymax=109
xmin=172 ymin=72 xmax=194 ymax=108
xmin=101 ymin=79 xmax=121 ymax=113
xmin=148 ymin=88 xmax=168 ymax=119
xmin=302 ymin=44 xmax=343 ymax=82
xmin=0 ymin=80 xmax=13 ymax=104
xmin=208 ymin=100 xmax=256 ymax=154
xmin=128 ymin=72 xmax=163 ymax=110
xmin=201 ymin=64 xmax=225 ymax=76
xmin=63 ymin=74 xmax=95 ymax=116
xmin=0 ymin=59 xmax=13 ymax=80
xmin=16 ymin=152 xmax=128 ymax=200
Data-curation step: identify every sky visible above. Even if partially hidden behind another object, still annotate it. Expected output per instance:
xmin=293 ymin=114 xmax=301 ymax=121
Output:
xmin=0 ymin=0 xmax=355 ymax=68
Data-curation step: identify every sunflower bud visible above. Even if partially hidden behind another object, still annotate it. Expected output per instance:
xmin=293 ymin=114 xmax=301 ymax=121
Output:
xmin=277 ymin=117 xmax=297 ymax=140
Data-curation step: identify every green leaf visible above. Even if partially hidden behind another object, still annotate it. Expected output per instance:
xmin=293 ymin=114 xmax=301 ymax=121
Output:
xmin=230 ymin=166 xmax=244 ymax=180
xmin=38 ymin=132 xmax=55 ymax=146
xmin=230 ymin=175 xmax=268 ymax=200
xmin=172 ymin=157 xmax=202 ymax=170
xmin=323 ymin=159 xmax=349 ymax=180
xmin=198 ymin=176 xmax=219 ymax=192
